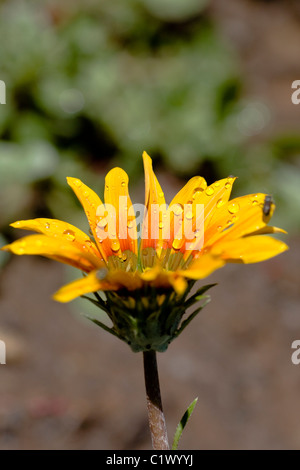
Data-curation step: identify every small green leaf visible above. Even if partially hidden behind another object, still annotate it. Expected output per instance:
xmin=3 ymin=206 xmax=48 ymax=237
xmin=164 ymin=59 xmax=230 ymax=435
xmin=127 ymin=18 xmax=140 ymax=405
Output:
xmin=172 ymin=397 xmax=198 ymax=450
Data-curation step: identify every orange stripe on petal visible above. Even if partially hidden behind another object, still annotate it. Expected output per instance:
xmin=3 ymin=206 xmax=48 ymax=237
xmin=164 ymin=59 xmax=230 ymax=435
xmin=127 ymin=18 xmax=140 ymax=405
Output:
xmin=104 ymin=167 xmax=137 ymax=255
xmin=141 ymin=151 xmax=166 ymax=258
xmin=167 ymin=176 xmax=207 ymax=254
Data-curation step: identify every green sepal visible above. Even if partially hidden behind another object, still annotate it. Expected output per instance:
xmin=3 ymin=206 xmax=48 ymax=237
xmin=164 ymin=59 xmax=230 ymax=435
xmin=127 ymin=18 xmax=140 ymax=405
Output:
xmin=80 ymin=282 xmax=216 ymax=353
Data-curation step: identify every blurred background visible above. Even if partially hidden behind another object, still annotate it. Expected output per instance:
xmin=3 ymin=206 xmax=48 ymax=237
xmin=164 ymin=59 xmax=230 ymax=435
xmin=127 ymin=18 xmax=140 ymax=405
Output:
xmin=0 ymin=0 xmax=299 ymax=449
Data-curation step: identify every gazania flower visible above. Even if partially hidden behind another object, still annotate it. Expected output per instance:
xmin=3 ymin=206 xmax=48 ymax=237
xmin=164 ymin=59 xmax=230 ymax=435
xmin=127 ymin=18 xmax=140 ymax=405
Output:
xmin=2 ymin=152 xmax=288 ymax=352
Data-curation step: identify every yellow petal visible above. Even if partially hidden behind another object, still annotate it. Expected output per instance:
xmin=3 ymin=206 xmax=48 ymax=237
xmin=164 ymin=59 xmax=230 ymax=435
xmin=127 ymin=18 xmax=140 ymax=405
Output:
xmin=181 ymin=177 xmax=236 ymax=259
xmin=179 ymin=253 xmax=225 ymax=280
xmin=204 ymin=193 xmax=274 ymax=248
xmin=10 ymin=218 xmax=100 ymax=257
xmin=2 ymin=235 xmax=103 ymax=272
xmin=104 ymin=167 xmax=137 ymax=255
xmin=213 ymin=235 xmax=289 ymax=263
xmin=53 ymin=270 xmax=116 ymax=303
xmin=67 ymin=177 xmax=112 ymax=261
xmin=54 ymin=269 xmax=143 ymax=302
xmin=141 ymin=151 xmax=167 ymax=259
xmin=167 ymin=175 xmax=207 ymax=253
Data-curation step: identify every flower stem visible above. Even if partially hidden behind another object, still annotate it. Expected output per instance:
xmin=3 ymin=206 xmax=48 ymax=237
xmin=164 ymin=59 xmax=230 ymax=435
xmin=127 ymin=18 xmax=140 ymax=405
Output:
xmin=143 ymin=350 xmax=169 ymax=450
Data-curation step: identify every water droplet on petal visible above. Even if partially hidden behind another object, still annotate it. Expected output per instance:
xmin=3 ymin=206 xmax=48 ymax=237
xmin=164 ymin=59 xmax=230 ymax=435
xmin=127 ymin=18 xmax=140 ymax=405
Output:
xmin=73 ymin=179 xmax=82 ymax=188
xmin=121 ymin=181 xmax=126 ymax=187
xmin=45 ymin=223 xmax=50 ymax=229
xmin=252 ymin=199 xmax=259 ymax=206
xmin=185 ymin=211 xmax=193 ymax=220
xmin=216 ymin=199 xmax=224 ymax=209
xmin=63 ymin=229 xmax=76 ymax=241
xmin=127 ymin=220 xmax=134 ymax=229
xmin=228 ymin=202 xmax=240 ymax=214
xmin=159 ymin=222 xmax=164 ymax=229
xmin=217 ymin=225 xmax=222 ymax=232
xmin=232 ymin=215 xmax=238 ymax=222
xmin=192 ymin=187 xmax=204 ymax=199
xmin=225 ymin=182 xmax=231 ymax=190
xmin=159 ymin=191 xmax=164 ymax=198
xmin=111 ymin=241 xmax=120 ymax=252
xmin=194 ymin=230 xmax=201 ymax=238
xmin=205 ymin=187 xmax=214 ymax=196
xmin=214 ymin=181 xmax=220 ymax=187
xmin=173 ymin=204 xmax=183 ymax=216
xmin=85 ymin=239 xmax=92 ymax=247
xmin=172 ymin=239 xmax=182 ymax=250
xmin=122 ymin=253 xmax=127 ymax=261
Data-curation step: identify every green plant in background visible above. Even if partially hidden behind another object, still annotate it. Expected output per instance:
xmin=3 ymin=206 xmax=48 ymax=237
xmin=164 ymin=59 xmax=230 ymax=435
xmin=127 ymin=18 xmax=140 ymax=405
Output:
xmin=0 ymin=0 xmax=299 ymax=268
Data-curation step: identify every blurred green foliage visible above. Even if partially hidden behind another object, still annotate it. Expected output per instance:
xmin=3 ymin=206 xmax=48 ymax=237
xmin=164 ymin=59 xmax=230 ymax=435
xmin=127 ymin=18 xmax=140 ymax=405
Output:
xmin=0 ymin=0 xmax=299 ymax=254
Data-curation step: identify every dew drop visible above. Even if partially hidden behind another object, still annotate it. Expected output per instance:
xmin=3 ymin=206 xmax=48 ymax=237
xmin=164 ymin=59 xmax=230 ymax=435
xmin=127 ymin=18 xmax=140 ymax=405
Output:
xmin=45 ymin=223 xmax=50 ymax=229
xmin=172 ymin=239 xmax=182 ymax=250
xmin=127 ymin=220 xmax=134 ymax=229
xmin=159 ymin=191 xmax=164 ymax=198
xmin=73 ymin=179 xmax=82 ymax=188
xmin=173 ymin=204 xmax=183 ymax=216
xmin=122 ymin=253 xmax=127 ymax=262
xmin=232 ymin=215 xmax=238 ymax=222
xmin=185 ymin=211 xmax=193 ymax=220
xmin=111 ymin=241 xmax=120 ymax=252
xmin=217 ymin=225 xmax=222 ymax=232
xmin=216 ymin=199 xmax=224 ymax=209
xmin=252 ymin=199 xmax=259 ymax=206
xmin=228 ymin=202 xmax=240 ymax=214
xmin=194 ymin=230 xmax=201 ymax=238
xmin=205 ymin=187 xmax=214 ymax=196
xmin=63 ymin=229 xmax=76 ymax=241
xmin=225 ymin=182 xmax=231 ymax=190
xmin=159 ymin=222 xmax=164 ymax=229
xmin=85 ymin=239 xmax=92 ymax=247
xmin=214 ymin=181 xmax=220 ymax=187
xmin=121 ymin=181 xmax=126 ymax=187
xmin=192 ymin=187 xmax=204 ymax=199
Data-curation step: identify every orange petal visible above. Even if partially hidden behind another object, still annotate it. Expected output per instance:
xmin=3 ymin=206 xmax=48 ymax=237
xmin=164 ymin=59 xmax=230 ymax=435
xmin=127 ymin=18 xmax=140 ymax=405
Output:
xmin=10 ymin=218 xmax=100 ymax=258
xmin=67 ymin=177 xmax=113 ymax=261
xmin=104 ymin=167 xmax=137 ymax=255
xmin=141 ymin=151 xmax=167 ymax=259
xmin=2 ymin=234 xmax=103 ymax=272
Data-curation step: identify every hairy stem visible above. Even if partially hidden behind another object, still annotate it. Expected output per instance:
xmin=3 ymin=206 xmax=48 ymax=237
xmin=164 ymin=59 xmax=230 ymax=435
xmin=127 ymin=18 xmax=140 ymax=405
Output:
xmin=143 ymin=350 xmax=169 ymax=450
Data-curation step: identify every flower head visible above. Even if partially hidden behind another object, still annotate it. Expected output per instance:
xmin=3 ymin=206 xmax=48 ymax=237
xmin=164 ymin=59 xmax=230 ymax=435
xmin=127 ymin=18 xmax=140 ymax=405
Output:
xmin=2 ymin=152 xmax=288 ymax=351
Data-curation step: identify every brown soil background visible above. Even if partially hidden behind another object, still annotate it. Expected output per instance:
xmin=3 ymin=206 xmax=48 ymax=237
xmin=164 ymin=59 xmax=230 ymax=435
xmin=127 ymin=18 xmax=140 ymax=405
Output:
xmin=0 ymin=0 xmax=300 ymax=449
